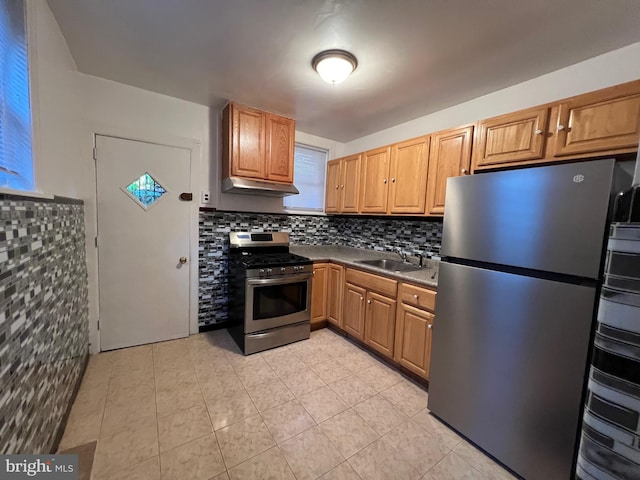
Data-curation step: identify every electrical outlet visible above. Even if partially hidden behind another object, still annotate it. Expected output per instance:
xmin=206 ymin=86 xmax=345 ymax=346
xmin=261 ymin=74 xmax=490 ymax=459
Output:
xmin=201 ymin=190 xmax=211 ymax=203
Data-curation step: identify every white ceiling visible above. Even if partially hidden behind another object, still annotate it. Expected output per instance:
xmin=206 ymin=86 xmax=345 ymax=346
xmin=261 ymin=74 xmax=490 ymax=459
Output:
xmin=47 ymin=0 xmax=640 ymax=143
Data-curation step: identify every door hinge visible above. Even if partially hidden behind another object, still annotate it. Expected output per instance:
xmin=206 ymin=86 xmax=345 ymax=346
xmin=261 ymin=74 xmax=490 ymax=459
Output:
xmin=97 ymin=320 xmax=100 ymax=330
xmin=92 ymin=147 xmax=97 ymax=160
xmin=95 ymin=237 xmax=98 ymax=248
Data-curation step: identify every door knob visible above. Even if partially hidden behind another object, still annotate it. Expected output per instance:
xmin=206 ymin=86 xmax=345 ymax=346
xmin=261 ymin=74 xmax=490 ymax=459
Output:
xmin=179 ymin=257 xmax=188 ymax=264
xmin=427 ymin=324 xmax=433 ymax=329
xmin=534 ymin=129 xmax=543 ymax=135
xmin=367 ymin=299 xmax=372 ymax=304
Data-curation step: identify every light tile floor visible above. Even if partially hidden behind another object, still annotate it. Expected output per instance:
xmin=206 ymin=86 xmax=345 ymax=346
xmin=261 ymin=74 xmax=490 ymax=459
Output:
xmin=60 ymin=328 xmax=516 ymax=480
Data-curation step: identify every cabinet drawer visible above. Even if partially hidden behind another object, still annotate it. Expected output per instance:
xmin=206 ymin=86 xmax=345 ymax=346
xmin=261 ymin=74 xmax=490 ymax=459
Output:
xmin=345 ymin=268 xmax=397 ymax=298
xmin=399 ymin=283 xmax=436 ymax=311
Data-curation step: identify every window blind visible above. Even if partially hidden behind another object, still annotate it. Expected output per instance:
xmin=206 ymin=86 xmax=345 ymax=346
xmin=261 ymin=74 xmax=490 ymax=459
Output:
xmin=0 ymin=0 xmax=33 ymax=191
xmin=284 ymin=144 xmax=328 ymax=211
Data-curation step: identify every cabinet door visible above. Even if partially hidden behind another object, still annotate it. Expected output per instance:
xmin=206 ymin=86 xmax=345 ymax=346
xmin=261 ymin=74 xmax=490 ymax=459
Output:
xmin=550 ymin=81 xmax=640 ymax=158
xmin=265 ymin=113 xmax=295 ymax=183
xmin=472 ymin=107 xmax=548 ymax=170
xmin=230 ymin=104 xmax=266 ymax=179
xmin=343 ymin=283 xmax=366 ymax=340
xmin=388 ymin=136 xmax=430 ymax=214
xmin=327 ymin=264 xmax=344 ymax=327
xmin=364 ymin=291 xmax=396 ymax=358
xmin=311 ymin=263 xmax=329 ymax=326
xmin=325 ymin=159 xmax=342 ymax=213
xmin=425 ymin=125 xmax=473 ymax=216
xmin=394 ymin=303 xmax=433 ymax=378
xmin=341 ymin=154 xmax=361 ymax=213
xmin=360 ymin=146 xmax=391 ymax=214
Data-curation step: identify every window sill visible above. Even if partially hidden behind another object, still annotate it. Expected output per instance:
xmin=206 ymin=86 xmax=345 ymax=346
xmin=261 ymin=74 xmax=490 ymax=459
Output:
xmin=0 ymin=187 xmax=54 ymax=200
xmin=283 ymin=209 xmax=327 ymax=216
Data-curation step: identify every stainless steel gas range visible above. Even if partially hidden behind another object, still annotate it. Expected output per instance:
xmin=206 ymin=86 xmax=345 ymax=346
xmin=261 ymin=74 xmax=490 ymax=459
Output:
xmin=227 ymin=232 xmax=312 ymax=354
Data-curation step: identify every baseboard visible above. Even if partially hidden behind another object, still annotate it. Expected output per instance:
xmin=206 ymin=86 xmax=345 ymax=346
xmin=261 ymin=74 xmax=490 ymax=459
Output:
xmin=325 ymin=324 xmax=429 ymax=390
xmin=311 ymin=320 xmax=327 ymax=331
xmin=50 ymin=350 xmax=90 ymax=454
xmin=199 ymin=321 xmax=232 ymax=333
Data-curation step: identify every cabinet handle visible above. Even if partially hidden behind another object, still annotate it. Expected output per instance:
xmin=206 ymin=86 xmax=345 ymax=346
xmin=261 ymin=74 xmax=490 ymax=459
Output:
xmin=391 ymin=178 xmax=396 ymax=183
xmin=335 ymin=185 xmax=339 ymax=190
xmin=460 ymin=168 xmax=468 ymax=174
xmin=360 ymin=296 xmax=363 ymax=301
xmin=313 ymin=270 xmax=316 ymax=275
xmin=341 ymin=185 xmax=345 ymax=189
xmin=427 ymin=324 xmax=433 ymax=329
xmin=534 ymin=129 xmax=543 ymax=135
xmin=557 ymin=124 xmax=565 ymax=131
xmin=413 ymin=294 xmax=419 ymax=300
xmin=383 ymin=179 xmax=387 ymax=184
xmin=367 ymin=299 xmax=371 ymax=304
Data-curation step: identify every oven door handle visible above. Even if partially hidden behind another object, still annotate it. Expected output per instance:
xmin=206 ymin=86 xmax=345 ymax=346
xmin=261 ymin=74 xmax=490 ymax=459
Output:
xmin=247 ymin=273 xmax=312 ymax=286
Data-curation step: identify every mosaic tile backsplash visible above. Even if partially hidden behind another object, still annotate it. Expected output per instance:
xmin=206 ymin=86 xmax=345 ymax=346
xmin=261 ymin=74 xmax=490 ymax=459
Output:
xmin=0 ymin=196 xmax=89 ymax=454
xmin=199 ymin=210 xmax=442 ymax=327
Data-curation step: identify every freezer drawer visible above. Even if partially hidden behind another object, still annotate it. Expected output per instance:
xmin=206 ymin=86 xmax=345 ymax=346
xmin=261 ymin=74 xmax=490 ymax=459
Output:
xmin=428 ymin=262 xmax=597 ymax=480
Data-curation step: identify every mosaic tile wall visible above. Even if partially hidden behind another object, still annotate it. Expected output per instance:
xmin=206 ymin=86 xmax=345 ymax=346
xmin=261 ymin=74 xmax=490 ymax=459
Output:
xmin=199 ymin=210 xmax=442 ymax=327
xmin=0 ymin=195 xmax=89 ymax=454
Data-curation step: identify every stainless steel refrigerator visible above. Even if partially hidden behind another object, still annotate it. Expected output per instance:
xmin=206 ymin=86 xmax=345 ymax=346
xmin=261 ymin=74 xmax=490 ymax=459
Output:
xmin=428 ymin=159 xmax=634 ymax=480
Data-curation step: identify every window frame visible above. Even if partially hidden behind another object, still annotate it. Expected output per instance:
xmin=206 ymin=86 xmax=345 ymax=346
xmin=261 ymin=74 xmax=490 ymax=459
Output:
xmin=0 ymin=0 xmax=38 ymax=195
xmin=283 ymin=141 xmax=329 ymax=215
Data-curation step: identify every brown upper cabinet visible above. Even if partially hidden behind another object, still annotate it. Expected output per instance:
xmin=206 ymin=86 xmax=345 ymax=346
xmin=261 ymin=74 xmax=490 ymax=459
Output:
xmin=324 ymin=80 xmax=640 ymax=217
xmin=325 ymin=154 xmax=361 ymax=213
xmin=473 ymin=80 xmax=640 ymax=172
xmin=223 ymin=102 xmax=295 ymax=184
xmin=360 ymin=146 xmax=391 ymax=214
xmin=388 ymin=136 xmax=430 ymax=214
xmin=472 ymin=106 xmax=549 ymax=170
xmin=425 ymin=125 xmax=474 ymax=216
xmin=548 ymin=80 xmax=640 ymax=159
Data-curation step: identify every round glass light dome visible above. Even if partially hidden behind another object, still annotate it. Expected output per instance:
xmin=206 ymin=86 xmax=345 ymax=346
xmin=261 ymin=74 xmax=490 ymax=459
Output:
xmin=312 ymin=50 xmax=358 ymax=85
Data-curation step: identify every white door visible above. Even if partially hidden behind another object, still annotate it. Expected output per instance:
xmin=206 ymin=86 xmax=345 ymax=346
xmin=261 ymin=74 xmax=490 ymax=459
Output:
xmin=95 ymin=135 xmax=191 ymax=350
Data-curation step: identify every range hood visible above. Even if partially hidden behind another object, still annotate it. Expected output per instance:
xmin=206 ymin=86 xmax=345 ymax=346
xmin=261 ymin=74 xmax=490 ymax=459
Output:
xmin=222 ymin=177 xmax=299 ymax=197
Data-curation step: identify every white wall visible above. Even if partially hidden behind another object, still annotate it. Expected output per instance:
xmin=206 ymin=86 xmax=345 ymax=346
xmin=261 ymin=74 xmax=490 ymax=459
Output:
xmin=344 ymin=42 xmax=640 ymax=155
xmin=27 ymin=0 xmax=86 ymax=198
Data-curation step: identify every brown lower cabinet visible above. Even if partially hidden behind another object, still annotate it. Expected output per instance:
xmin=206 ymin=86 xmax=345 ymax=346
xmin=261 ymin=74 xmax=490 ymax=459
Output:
xmin=310 ymin=263 xmax=329 ymax=328
xmin=394 ymin=303 xmax=434 ymax=378
xmin=309 ymin=264 xmax=436 ymax=381
xmin=343 ymin=282 xmax=366 ymax=339
xmin=327 ymin=264 xmax=344 ymax=328
xmin=364 ymin=291 xmax=396 ymax=357
xmin=394 ymin=283 xmax=437 ymax=378
xmin=343 ymin=268 xmax=398 ymax=355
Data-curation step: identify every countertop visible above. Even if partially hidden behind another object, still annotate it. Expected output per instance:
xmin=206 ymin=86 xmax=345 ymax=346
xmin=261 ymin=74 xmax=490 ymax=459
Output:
xmin=290 ymin=245 xmax=439 ymax=289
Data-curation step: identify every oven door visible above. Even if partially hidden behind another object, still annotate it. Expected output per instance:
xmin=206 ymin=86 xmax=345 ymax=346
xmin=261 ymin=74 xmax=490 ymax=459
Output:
xmin=245 ymin=273 xmax=312 ymax=333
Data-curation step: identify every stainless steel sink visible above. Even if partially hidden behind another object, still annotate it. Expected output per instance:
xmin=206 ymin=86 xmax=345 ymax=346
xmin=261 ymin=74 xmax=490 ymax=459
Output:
xmin=355 ymin=259 xmax=421 ymax=272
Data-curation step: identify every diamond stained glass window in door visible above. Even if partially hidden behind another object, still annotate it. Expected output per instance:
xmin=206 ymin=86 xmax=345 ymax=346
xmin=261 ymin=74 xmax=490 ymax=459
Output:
xmin=122 ymin=172 xmax=167 ymax=210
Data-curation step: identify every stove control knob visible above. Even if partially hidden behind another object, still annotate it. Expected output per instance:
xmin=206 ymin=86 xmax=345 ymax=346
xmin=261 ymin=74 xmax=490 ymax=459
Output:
xmin=266 ymin=268 xmax=273 ymax=275
xmin=281 ymin=267 xmax=286 ymax=274
xmin=259 ymin=269 xmax=265 ymax=277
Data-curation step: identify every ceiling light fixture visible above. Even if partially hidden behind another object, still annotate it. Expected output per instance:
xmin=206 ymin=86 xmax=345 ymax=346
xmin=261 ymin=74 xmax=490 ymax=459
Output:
xmin=312 ymin=49 xmax=358 ymax=85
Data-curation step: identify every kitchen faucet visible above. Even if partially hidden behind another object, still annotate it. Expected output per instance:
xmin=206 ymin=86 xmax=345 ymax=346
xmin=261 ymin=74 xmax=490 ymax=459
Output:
xmin=394 ymin=247 xmax=407 ymax=262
